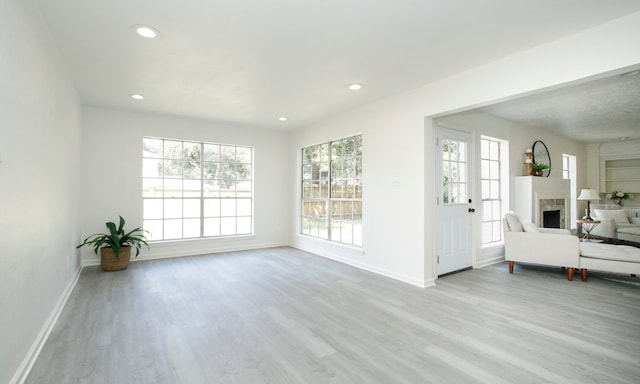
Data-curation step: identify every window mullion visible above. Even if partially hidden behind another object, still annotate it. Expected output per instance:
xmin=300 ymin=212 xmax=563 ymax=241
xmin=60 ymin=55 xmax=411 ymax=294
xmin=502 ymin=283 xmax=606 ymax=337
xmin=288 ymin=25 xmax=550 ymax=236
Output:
xmin=328 ymin=144 xmax=333 ymax=240
xmin=200 ymin=142 xmax=205 ymax=238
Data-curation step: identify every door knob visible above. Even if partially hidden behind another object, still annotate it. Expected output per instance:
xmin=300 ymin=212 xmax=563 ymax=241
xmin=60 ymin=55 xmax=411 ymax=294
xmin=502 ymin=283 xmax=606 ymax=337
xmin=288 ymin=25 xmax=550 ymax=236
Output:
xmin=468 ymin=208 xmax=475 ymax=213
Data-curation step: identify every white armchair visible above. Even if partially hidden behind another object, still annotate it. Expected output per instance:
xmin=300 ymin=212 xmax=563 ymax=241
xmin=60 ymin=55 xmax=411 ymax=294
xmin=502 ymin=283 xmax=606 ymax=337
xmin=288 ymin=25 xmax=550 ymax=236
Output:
xmin=503 ymin=212 xmax=580 ymax=280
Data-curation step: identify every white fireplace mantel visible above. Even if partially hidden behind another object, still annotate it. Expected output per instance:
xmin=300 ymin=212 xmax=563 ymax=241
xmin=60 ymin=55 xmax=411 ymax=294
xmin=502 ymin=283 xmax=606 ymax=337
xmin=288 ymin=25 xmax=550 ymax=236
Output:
xmin=514 ymin=176 xmax=571 ymax=229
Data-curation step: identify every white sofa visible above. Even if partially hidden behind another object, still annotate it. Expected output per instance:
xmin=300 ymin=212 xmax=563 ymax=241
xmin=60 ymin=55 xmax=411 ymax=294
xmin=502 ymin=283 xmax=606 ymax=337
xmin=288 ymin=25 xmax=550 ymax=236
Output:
xmin=503 ymin=212 xmax=580 ymax=280
xmin=590 ymin=205 xmax=640 ymax=242
xmin=579 ymin=242 xmax=640 ymax=281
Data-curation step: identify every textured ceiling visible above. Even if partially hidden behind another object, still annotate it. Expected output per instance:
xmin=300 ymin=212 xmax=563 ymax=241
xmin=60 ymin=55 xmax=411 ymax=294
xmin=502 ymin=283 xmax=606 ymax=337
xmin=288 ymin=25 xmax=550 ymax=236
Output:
xmin=36 ymin=0 xmax=640 ymax=139
xmin=478 ymin=70 xmax=640 ymax=143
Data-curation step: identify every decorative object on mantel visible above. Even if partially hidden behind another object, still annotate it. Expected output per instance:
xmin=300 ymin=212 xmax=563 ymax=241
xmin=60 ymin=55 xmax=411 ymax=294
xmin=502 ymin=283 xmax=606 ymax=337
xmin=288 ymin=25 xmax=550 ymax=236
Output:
xmin=532 ymin=140 xmax=551 ymax=177
xmin=606 ymin=190 xmax=633 ymax=206
xmin=524 ymin=148 xmax=533 ymax=176
xmin=577 ymin=188 xmax=601 ymax=220
xmin=531 ymin=162 xmax=550 ymax=177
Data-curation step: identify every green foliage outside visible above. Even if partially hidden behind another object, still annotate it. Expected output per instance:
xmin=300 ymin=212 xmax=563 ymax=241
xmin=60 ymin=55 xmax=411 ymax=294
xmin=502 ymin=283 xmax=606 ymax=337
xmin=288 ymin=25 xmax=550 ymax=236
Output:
xmin=144 ymin=138 xmax=251 ymax=189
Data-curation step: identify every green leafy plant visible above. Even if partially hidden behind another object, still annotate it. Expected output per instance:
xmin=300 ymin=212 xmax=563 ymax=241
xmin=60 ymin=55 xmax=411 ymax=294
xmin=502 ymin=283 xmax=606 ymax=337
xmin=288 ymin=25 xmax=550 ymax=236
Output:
xmin=531 ymin=162 xmax=550 ymax=171
xmin=77 ymin=216 xmax=150 ymax=258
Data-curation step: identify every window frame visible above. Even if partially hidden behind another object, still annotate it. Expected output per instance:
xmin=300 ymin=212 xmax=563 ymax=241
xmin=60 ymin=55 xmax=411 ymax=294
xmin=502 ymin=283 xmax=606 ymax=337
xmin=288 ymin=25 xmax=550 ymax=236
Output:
xmin=301 ymin=135 xmax=362 ymax=246
xmin=563 ymin=153 xmax=578 ymax=228
xmin=142 ymin=137 xmax=254 ymax=241
xmin=480 ymin=136 xmax=508 ymax=245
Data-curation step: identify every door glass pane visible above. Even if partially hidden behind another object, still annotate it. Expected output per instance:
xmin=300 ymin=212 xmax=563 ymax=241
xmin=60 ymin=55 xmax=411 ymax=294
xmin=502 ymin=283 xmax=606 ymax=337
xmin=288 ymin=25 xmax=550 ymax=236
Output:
xmin=458 ymin=142 xmax=467 ymax=161
xmin=459 ymin=184 xmax=467 ymax=204
xmin=442 ymin=137 xmax=467 ymax=205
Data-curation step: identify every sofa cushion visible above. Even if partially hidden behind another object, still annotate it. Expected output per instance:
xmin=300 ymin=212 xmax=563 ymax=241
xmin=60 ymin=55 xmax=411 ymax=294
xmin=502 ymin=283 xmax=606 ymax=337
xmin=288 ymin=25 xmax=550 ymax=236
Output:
xmin=523 ymin=222 xmax=540 ymax=233
xmin=504 ymin=212 xmax=523 ymax=232
xmin=593 ymin=209 xmax=630 ymax=224
xmin=579 ymin=243 xmax=640 ymax=263
xmin=617 ymin=227 xmax=640 ymax=236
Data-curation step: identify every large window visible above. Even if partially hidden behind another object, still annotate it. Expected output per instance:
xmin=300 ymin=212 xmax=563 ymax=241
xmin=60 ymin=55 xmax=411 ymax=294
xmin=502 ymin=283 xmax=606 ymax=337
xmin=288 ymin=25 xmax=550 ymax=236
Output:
xmin=142 ymin=138 xmax=253 ymax=241
xmin=563 ymin=153 xmax=577 ymax=228
xmin=301 ymin=135 xmax=362 ymax=246
xmin=481 ymin=136 xmax=508 ymax=245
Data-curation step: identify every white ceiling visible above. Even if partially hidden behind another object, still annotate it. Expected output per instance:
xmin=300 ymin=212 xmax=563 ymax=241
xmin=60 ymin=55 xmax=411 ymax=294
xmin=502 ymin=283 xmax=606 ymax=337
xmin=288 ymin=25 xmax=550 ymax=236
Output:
xmin=477 ymin=69 xmax=640 ymax=143
xmin=37 ymin=0 xmax=640 ymax=140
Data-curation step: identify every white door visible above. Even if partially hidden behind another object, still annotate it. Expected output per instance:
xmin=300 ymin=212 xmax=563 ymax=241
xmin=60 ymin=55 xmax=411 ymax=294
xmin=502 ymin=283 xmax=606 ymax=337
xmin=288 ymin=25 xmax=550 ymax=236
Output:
xmin=436 ymin=127 xmax=474 ymax=276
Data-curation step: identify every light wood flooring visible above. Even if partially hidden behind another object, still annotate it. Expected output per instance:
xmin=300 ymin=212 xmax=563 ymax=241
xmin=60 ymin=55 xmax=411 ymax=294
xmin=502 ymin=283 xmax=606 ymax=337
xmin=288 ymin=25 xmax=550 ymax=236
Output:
xmin=27 ymin=247 xmax=640 ymax=383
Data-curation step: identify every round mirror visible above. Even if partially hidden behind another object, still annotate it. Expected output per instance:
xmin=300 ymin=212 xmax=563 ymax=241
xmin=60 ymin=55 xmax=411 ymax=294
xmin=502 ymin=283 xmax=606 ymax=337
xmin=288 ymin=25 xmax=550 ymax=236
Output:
xmin=532 ymin=140 xmax=551 ymax=177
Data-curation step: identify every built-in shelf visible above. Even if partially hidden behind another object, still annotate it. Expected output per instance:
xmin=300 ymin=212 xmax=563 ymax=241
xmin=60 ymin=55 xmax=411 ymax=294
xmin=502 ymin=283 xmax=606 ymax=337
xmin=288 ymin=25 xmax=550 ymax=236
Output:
xmin=603 ymin=158 xmax=640 ymax=195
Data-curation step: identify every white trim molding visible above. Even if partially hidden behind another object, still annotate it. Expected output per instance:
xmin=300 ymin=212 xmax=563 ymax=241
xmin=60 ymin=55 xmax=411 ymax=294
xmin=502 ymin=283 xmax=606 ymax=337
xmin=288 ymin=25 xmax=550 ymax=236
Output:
xmin=11 ymin=266 xmax=83 ymax=384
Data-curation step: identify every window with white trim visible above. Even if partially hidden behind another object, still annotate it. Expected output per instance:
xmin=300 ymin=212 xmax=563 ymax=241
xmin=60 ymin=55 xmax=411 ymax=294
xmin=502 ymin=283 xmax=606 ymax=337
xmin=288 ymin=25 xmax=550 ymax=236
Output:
xmin=301 ymin=135 xmax=362 ymax=246
xmin=142 ymin=138 xmax=253 ymax=241
xmin=481 ymin=136 xmax=508 ymax=244
xmin=563 ymin=153 xmax=578 ymax=228
xmin=562 ymin=154 xmax=571 ymax=180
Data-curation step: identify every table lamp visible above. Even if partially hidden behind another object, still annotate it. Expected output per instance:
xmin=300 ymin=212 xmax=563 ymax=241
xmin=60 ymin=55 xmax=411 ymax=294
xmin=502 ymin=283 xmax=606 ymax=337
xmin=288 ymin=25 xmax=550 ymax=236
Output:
xmin=577 ymin=188 xmax=600 ymax=220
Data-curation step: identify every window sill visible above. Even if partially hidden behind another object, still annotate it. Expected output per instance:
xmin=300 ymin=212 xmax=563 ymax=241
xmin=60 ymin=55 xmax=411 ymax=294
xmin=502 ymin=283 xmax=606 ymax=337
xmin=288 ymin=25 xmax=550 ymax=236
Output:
xmin=149 ymin=234 xmax=256 ymax=248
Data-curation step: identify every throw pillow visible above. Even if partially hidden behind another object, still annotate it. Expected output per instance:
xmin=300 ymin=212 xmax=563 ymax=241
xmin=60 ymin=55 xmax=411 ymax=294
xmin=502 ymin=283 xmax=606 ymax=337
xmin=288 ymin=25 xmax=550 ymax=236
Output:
xmin=504 ymin=212 xmax=524 ymax=232
xmin=592 ymin=209 xmax=630 ymax=224
xmin=523 ymin=222 xmax=540 ymax=233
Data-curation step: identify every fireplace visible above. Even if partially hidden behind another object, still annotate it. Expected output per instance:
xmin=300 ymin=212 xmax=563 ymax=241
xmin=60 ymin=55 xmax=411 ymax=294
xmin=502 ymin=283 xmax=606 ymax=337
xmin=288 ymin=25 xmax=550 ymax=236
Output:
xmin=514 ymin=176 xmax=571 ymax=229
xmin=539 ymin=198 xmax=566 ymax=229
xmin=542 ymin=209 xmax=561 ymax=228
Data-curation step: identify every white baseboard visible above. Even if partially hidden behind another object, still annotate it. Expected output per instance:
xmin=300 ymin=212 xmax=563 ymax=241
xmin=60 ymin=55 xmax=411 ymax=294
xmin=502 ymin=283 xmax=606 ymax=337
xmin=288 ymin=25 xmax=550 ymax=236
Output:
xmin=475 ymin=255 xmax=505 ymax=269
xmin=292 ymin=240 xmax=434 ymax=288
xmin=82 ymin=240 xmax=289 ymax=267
xmin=475 ymin=244 xmax=505 ymax=269
xmin=10 ymin=266 xmax=83 ymax=384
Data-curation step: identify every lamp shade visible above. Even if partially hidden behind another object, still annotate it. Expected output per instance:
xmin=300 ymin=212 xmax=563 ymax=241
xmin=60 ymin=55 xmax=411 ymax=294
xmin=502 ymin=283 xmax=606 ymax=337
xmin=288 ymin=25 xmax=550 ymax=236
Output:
xmin=577 ymin=188 xmax=601 ymax=201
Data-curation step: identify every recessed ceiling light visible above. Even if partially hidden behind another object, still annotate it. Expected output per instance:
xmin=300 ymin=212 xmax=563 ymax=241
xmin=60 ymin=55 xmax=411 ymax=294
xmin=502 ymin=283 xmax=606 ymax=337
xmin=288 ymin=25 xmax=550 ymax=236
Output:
xmin=130 ymin=94 xmax=144 ymax=100
xmin=619 ymin=136 xmax=630 ymax=141
xmin=347 ymin=83 xmax=364 ymax=91
xmin=134 ymin=25 xmax=159 ymax=39
xmin=278 ymin=116 xmax=288 ymax=121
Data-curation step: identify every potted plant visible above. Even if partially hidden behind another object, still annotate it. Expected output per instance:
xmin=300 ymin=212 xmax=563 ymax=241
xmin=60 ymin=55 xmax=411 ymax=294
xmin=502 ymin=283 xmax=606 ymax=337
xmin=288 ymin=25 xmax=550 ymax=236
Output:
xmin=77 ymin=216 xmax=150 ymax=271
xmin=531 ymin=162 xmax=550 ymax=176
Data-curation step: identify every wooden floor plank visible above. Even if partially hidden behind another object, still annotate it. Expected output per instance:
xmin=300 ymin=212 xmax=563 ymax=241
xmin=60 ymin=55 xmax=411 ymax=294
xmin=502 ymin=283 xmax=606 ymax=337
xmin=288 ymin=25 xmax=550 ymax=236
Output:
xmin=25 ymin=247 xmax=640 ymax=383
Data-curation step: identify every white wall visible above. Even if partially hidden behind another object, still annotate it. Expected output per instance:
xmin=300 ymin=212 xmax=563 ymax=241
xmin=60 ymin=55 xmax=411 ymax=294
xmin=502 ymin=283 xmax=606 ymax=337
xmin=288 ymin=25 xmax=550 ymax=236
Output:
xmin=0 ymin=1 xmax=82 ymax=383
xmin=290 ymin=11 xmax=640 ymax=287
xmin=80 ymin=107 xmax=291 ymax=264
xmin=290 ymin=105 xmax=427 ymax=287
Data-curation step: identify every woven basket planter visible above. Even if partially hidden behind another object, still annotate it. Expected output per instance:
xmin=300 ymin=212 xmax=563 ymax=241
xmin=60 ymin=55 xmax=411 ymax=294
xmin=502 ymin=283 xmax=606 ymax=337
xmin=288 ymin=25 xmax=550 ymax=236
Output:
xmin=100 ymin=246 xmax=131 ymax=272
